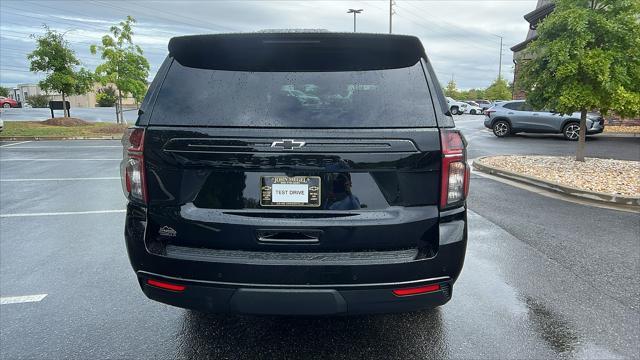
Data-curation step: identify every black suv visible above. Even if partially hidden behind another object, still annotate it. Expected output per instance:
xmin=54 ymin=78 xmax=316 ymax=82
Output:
xmin=122 ymin=32 xmax=469 ymax=315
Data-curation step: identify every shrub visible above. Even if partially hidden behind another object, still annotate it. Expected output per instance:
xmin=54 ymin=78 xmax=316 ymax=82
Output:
xmin=25 ymin=94 xmax=50 ymax=108
xmin=96 ymin=86 xmax=117 ymax=107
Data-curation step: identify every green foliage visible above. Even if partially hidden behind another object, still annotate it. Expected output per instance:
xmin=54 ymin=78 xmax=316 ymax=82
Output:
xmin=521 ymin=0 xmax=640 ymax=117
xmin=484 ymin=77 xmax=512 ymax=100
xmin=442 ymin=79 xmax=507 ymax=101
xmin=458 ymin=88 xmax=486 ymax=101
xmin=443 ymin=80 xmax=460 ymax=98
xmin=0 ymin=86 xmax=9 ymax=97
xmin=25 ymin=94 xmax=50 ymax=108
xmin=96 ymin=86 xmax=117 ymax=107
xmin=90 ymin=16 xmax=150 ymax=104
xmin=27 ymin=26 xmax=94 ymax=100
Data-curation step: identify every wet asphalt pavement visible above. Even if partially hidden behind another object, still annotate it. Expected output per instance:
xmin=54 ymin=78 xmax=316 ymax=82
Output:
xmin=0 ymin=117 xmax=638 ymax=359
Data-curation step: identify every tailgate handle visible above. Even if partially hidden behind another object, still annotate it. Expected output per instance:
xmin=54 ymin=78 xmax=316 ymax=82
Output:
xmin=257 ymin=230 xmax=321 ymax=244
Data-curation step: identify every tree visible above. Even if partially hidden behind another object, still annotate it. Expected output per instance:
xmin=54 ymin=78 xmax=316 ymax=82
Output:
xmin=459 ymin=88 xmax=485 ymax=100
xmin=91 ymin=16 xmax=149 ymax=124
xmin=444 ymin=80 xmax=460 ymax=98
xmin=25 ymin=94 xmax=50 ymax=108
xmin=96 ymin=86 xmax=117 ymax=107
xmin=0 ymin=86 xmax=9 ymax=97
xmin=28 ymin=26 xmax=93 ymax=117
xmin=484 ymin=77 xmax=512 ymax=101
xmin=521 ymin=0 xmax=640 ymax=161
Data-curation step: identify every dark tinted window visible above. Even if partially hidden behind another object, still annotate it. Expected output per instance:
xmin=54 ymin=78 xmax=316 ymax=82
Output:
xmin=150 ymin=60 xmax=436 ymax=128
xmin=503 ymin=102 xmax=523 ymax=110
xmin=520 ymin=102 xmax=535 ymax=111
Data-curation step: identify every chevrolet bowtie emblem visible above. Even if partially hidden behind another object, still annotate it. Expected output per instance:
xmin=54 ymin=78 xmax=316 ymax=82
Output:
xmin=271 ymin=139 xmax=306 ymax=150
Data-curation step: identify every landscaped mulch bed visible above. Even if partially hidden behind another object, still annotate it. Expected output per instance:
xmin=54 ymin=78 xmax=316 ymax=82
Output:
xmin=41 ymin=117 xmax=90 ymax=126
xmin=479 ymin=155 xmax=640 ymax=197
xmin=0 ymin=119 xmax=127 ymax=138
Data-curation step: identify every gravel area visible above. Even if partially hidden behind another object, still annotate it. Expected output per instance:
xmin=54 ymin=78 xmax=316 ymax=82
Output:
xmin=479 ymin=155 xmax=640 ymax=197
xmin=604 ymin=125 xmax=640 ymax=134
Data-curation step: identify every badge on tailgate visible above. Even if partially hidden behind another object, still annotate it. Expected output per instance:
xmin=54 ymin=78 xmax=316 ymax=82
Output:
xmin=260 ymin=176 xmax=321 ymax=207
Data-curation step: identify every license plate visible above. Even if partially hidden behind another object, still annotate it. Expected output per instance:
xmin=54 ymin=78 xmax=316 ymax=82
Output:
xmin=260 ymin=176 xmax=321 ymax=207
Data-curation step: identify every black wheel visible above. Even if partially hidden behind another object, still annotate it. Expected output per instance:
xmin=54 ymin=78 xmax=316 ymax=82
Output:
xmin=2 ymin=103 xmax=10 ymax=108
xmin=451 ymin=106 xmax=459 ymax=115
xmin=470 ymin=109 xmax=477 ymax=115
xmin=492 ymin=120 xmax=511 ymax=137
xmin=563 ymin=122 xmax=580 ymax=141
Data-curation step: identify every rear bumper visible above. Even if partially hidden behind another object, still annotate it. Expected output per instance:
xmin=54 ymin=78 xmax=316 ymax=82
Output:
xmin=138 ymin=272 xmax=452 ymax=315
xmin=125 ymin=204 xmax=467 ymax=315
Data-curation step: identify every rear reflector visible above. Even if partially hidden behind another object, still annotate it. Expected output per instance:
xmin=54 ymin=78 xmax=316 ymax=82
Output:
xmin=393 ymin=284 xmax=440 ymax=296
xmin=146 ymin=279 xmax=186 ymax=292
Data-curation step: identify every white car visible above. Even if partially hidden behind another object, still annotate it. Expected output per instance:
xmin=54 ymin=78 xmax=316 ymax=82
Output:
xmin=0 ymin=118 xmax=4 ymax=132
xmin=446 ymin=97 xmax=468 ymax=115
xmin=463 ymin=101 xmax=484 ymax=115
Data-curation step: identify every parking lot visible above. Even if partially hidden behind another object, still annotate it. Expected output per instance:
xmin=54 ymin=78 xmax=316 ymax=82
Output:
xmin=1 ymin=118 xmax=639 ymax=359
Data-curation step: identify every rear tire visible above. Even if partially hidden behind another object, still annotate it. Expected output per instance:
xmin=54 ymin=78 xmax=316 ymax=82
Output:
xmin=451 ymin=107 xmax=459 ymax=115
xmin=2 ymin=103 xmax=10 ymax=108
xmin=563 ymin=122 xmax=580 ymax=141
xmin=470 ymin=109 xmax=476 ymax=115
xmin=492 ymin=120 xmax=511 ymax=137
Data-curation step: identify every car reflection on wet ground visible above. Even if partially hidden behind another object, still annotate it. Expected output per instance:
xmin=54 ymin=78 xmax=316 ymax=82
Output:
xmin=0 ymin=138 xmax=638 ymax=359
xmin=168 ymin=211 xmax=632 ymax=359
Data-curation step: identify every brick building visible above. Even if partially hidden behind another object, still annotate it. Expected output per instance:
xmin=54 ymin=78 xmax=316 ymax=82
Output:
xmin=511 ymin=0 xmax=555 ymax=100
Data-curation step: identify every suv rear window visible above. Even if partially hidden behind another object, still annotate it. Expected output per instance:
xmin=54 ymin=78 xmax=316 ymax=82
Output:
xmin=150 ymin=60 xmax=436 ymax=128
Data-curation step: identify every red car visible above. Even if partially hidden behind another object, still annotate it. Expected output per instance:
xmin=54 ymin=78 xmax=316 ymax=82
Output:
xmin=0 ymin=97 xmax=19 ymax=108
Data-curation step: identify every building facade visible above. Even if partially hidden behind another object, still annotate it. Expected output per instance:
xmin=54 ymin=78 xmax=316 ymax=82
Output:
xmin=511 ymin=0 xmax=555 ymax=100
xmin=9 ymin=83 xmax=139 ymax=108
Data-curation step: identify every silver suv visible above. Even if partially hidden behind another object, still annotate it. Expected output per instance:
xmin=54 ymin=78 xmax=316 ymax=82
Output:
xmin=484 ymin=100 xmax=605 ymax=140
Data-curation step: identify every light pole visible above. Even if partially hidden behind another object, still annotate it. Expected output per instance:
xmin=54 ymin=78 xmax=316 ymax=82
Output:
xmin=347 ymin=9 xmax=363 ymax=32
xmin=492 ymin=34 xmax=504 ymax=80
xmin=389 ymin=0 xmax=395 ymax=34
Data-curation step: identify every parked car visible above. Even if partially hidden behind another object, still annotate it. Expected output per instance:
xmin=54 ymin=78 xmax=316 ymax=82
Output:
xmin=0 ymin=97 xmax=19 ymax=108
xmin=474 ymin=99 xmax=491 ymax=110
xmin=122 ymin=32 xmax=470 ymax=316
xmin=484 ymin=100 xmax=605 ymax=140
xmin=446 ymin=97 xmax=468 ymax=115
xmin=463 ymin=101 xmax=484 ymax=115
xmin=0 ymin=118 xmax=3 ymax=132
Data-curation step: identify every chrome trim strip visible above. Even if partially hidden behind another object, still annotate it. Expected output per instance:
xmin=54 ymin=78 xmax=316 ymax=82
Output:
xmin=137 ymin=271 xmax=450 ymax=289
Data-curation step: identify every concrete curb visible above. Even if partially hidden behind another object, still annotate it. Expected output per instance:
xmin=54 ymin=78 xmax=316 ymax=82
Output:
xmin=472 ymin=156 xmax=640 ymax=207
xmin=596 ymin=133 xmax=640 ymax=138
xmin=0 ymin=136 xmax=122 ymax=141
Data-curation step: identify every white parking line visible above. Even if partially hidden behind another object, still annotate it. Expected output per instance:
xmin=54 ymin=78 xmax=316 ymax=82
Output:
xmin=0 ymin=158 xmax=120 ymax=161
xmin=0 ymin=177 xmax=120 ymax=182
xmin=0 ymin=209 xmax=126 ymax=218
xmin=0 ymin=141 xmax=32 ymax=147
xmin=0 ymin=294 xmax=47 ymax=305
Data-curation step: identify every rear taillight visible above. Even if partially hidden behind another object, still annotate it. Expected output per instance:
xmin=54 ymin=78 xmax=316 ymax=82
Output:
xmin=121 ymin=127 xmax=147 ymax=203
xmin=484 ymin=110 xmax=495 ymax=116
xmin=440 ymin=130 xmax=469 ymax=209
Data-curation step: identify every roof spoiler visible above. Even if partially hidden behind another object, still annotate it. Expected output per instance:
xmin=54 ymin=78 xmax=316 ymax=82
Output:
xmin=168 ymin=33 xmax=425 ymax=72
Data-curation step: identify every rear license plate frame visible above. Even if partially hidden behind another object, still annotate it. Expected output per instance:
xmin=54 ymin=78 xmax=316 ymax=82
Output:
xmin=260 ymin=176 xmax=321 ymax=207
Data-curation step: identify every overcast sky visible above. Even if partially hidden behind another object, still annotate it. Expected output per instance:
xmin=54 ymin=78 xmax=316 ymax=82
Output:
xmin=0 ymin=0 xmax=537 ymax=90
